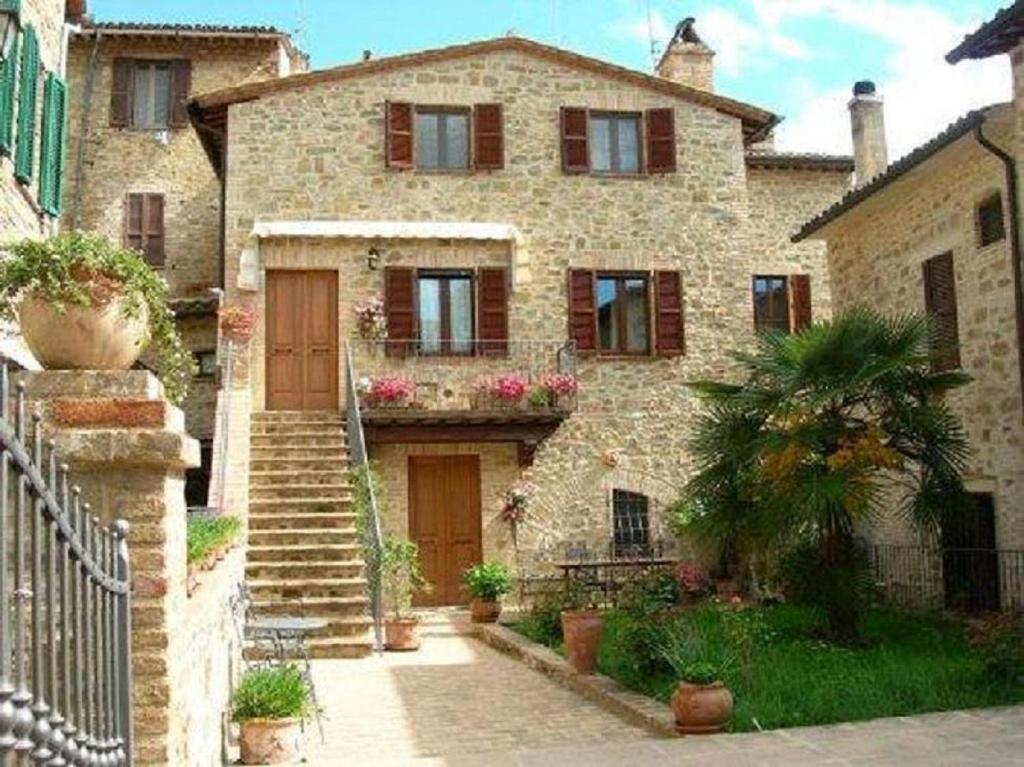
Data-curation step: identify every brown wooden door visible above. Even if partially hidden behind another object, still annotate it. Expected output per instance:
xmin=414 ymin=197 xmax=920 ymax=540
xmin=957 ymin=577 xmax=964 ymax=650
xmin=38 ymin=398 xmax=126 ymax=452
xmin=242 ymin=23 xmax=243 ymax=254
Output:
xmin=408 ymin=455 xmax=482 ymax=606
xmin=266 ymin=270 xmax=339 ymax=411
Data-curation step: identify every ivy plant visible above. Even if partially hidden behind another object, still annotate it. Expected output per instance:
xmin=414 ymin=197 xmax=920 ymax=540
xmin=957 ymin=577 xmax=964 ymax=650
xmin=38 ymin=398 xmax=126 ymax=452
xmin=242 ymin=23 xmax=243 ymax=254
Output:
xmin=0 ymin=233 xmax=196 ymax=403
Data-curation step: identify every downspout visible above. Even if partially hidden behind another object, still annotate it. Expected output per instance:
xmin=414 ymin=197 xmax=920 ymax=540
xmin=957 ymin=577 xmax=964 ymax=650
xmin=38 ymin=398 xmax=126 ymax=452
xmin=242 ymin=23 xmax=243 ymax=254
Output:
xmin=975 ymin=122 xmax=1024 ymax=421
xmin=70 ymin=31 xmax=101 ymax=231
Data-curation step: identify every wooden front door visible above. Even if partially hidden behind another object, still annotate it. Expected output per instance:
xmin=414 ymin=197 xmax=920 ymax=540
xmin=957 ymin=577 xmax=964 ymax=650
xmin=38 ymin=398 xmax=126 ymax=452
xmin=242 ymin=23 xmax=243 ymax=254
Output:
xmin=266 ymin=270 xmax=339 ymax=411
xmin=409 ymin=455 xmax=482 ymax=606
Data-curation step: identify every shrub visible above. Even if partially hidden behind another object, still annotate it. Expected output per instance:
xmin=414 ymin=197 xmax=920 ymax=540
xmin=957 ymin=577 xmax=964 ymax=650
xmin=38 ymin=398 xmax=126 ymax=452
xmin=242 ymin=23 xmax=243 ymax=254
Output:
xmin=231 ymin=664 xmax=313 ymax=722
xmin=185 ymin=515 xmax=241 ymax=566
xmin=463 ymin=562 xmax=512 ymax=601
xmin=381 ymin=536 xmax=428 ymax=619
xmin=0 ymin=233 xmax=195 ymax=403
xmin=679 ymin=660 xmax=719 ymax=685
xmin=613 ymin=610 xmax=675 ymax=682
xmin=519 ymin=586 xmax=567 ymax=646
xmin=676 ymin=563 xmax=712 ymax=600
xmin=967 ymin=614 xmax=1024 ymax=685
xmin=618 ymin=569 xmax=681 ymax=618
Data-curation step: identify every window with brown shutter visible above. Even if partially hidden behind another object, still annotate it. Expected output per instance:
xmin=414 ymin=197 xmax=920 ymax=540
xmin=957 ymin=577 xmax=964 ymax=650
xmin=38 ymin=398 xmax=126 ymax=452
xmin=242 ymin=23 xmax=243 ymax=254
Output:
xmin=568 ymin=269 xmax=597 ymax=352
xmin=645 ymin=108 xmax=676 ymax=174
xmin=654 ymin=271 xmax=684 ymax=356
xmin=752 ymin=276 xmax=790 ymax=333
xmin=560 ymin=107 xmax=589 ymax=174
xmin=385 ymin=101 xmax=414 ymax=169
xmin=477 ymin=267 xmax=508 ymax=356
xmin=923 ymin=251 xmax=961 ymax=370
xmin=473 ymin=103 xmax=504 ymax=170
xmin=110 ymin=58 xmax=132 ymax=127
xmin=384 ymin=266 xmax=417 ymax=356
xmin=111 ymin=59 xmax=191 ymax=129
xmin=789 ymin=274 xmax=812 ymax=332
xmin=977 ymin=193 xmax=1006 ymax=247
xmin=124 ymin=193 xmax=165 ymax=266
xmin=170 ymin=59 xmax=192 ymax=128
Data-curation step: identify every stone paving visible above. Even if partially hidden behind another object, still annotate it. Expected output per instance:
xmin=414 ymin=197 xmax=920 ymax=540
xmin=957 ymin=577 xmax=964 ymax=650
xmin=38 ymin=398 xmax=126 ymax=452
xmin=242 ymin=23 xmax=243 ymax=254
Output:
xmin=299 ymin=611 xmax=1024 ymax=766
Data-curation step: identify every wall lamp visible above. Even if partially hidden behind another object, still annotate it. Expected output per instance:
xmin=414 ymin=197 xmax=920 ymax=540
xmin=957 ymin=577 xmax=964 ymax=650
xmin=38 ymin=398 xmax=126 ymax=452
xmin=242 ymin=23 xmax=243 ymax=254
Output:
xmin=367 ymin=246 xmax=381 ymax=271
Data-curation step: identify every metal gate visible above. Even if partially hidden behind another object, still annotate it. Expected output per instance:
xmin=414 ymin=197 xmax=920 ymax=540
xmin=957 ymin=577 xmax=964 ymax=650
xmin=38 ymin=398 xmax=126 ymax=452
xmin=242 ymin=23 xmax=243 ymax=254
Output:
xmin=0 ymin=366 xmax=134 ymax=765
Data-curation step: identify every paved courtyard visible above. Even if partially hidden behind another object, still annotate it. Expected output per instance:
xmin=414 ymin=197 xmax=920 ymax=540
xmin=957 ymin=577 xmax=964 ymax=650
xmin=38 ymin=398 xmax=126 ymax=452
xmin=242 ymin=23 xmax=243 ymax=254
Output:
xmin=300 ymin=612 xmax=1024 ymax=766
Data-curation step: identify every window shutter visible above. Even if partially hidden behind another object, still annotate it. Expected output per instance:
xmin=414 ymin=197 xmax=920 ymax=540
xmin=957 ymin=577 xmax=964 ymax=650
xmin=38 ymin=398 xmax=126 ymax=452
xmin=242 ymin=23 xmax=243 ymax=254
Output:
xmin=654 ymin=271 xmax=684 ymax=356
xmin=124 ymin=193 xmax=143 ymax=251
xmin=560 ymin=106 xmax=589 ymax=174
xmin=923 ymin=252 xmax=960 ymax=370
xmin=384 ymin=266 xmax=416 ymax=356
xmin=169 ymin=59 xmax=192 ymax=128
xmin=385 ymin=101 xmax=414 ymax=169
xmin=645 ymin=108 xmax=676 ymax=174
xmin=568 ymin=269 xmax=597 ymax=353
xmin=38 ymin=73 xmax=68 ymax=216
xmin=110 ymin=58 xmax=132 ymax=127
xmin=477 ymin=267 xmax=509 ymax=357
xmin=473 ymin=103 xmax=503 ymax=170
xmin=143 ymin=194 xmax=165 ymax=266
xmin=0 ymin=31 xmax=18 ymax=155
xmin=789 ymin=274 xmax=812 ymax=332
xmin=14 ymin=24 xmax=38 ymax=184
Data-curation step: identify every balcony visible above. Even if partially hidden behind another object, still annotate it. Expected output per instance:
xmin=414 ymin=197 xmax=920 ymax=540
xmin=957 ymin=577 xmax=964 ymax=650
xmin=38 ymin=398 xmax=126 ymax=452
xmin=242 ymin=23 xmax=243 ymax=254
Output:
xmin=346 ymin=340 xmax=577 ymax=465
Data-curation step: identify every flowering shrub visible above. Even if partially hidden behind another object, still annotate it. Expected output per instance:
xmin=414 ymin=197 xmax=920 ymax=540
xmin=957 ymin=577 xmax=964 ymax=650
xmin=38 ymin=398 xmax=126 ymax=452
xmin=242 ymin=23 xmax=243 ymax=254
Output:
xmin=538 ymin=373 xmax=578 ymax=397
xmin=354 ymin=295 xmax=387 ymax=341
xmin=362 ymin=375 xmax=415 ymax=406
xmin=219 ymin=304 xmax=256 ymax=343
xmin=491 ymin=373 xmax=528 ymax=402
xmin=501 ymin=479 xmax=537 ymax=524
xmin=677 ymin=563 xmax=712 ymax=598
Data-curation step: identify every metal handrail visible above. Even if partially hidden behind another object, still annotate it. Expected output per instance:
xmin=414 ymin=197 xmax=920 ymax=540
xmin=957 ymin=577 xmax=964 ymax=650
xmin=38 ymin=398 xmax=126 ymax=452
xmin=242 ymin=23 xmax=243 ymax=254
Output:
xmin=0 ymin=364 xmax=134 ymax=765
xmin=344 ymin=343 xmax=385 ymax=653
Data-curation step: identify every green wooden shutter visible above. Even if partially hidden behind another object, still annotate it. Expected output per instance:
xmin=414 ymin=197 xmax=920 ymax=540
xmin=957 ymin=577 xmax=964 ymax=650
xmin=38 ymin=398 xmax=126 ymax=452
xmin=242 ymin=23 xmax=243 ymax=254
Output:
xmin=14 ymin=24 xmax=38 ymax=185
xmin=39 ymin=73 xmax=67 ymax=216
xmin=0 ymin=31 xmax=18 ymax=155
xmin=0 ymin=1 xmax=22 ymax=14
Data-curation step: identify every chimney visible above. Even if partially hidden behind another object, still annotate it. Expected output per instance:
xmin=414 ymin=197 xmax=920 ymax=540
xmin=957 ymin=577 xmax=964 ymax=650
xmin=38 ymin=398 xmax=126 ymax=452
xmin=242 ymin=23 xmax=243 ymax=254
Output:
xmin=656 ymin=17 xmax=715 ymax=92
xmin=849 ymin=81 xmax=888 ymax=186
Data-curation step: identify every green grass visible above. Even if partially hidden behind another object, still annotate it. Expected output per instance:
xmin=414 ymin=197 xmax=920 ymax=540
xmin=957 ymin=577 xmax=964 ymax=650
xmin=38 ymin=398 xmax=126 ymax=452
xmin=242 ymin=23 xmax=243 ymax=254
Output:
xmin=186 ymin=515 xmax=242 ymax=567
xmin=512 ymin=605 xmax=1024 ymax=732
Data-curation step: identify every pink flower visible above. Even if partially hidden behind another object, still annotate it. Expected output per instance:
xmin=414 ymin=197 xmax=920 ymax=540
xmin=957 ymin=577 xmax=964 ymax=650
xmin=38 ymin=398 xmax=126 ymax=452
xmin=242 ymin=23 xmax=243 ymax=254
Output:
xmin=677 ymin=563 xmax=711 ymax=595
xmin=538 ymin=373 xmax=578 ymax=396
xmin=366 ymin=376 xmax=415 ymax=404
xmin=491 ymin=373 xmax=528 ymax=402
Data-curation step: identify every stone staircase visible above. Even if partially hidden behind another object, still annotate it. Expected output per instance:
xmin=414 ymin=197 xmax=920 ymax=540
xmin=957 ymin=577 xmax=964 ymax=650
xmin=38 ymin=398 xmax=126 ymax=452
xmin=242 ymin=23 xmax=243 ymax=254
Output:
xmin=246 ymin=411 xmax=374 ymax=659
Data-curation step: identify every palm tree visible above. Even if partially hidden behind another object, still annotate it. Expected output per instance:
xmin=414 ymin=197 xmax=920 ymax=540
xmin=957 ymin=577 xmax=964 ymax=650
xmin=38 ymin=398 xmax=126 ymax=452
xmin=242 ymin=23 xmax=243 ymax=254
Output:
xmin=678 ymin=308 xmax=972 ymax=640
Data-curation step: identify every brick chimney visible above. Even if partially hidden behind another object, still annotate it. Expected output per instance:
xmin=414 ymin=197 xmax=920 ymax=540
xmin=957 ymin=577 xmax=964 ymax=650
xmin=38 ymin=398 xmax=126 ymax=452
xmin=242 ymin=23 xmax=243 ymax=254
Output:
xmin=849 ymin=80 xmax=888 ymax=186
xmin=656 ymin=17 xmax=715 ymax=92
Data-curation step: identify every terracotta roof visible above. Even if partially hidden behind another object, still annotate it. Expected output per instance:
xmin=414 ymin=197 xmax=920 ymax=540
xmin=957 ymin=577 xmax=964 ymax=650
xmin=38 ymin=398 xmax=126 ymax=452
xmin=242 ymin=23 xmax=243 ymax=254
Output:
xmin=189 ymin=35 xmax=778 ymax=142
xmin=744 ymin=152 xmax=853 ymax=173
xmin=78 ymin=20 xmax=289 ymax=37
xmin=793 ymin=105 xmax=1002 ymax=242
xmin=947 ymin=2 xmax=1024 ymax=62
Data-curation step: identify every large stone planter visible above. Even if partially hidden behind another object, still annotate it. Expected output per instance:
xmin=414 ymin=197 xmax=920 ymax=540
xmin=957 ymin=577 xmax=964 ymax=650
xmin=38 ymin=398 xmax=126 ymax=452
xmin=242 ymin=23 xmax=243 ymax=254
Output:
xmin=561 ymin=610 xmax=602 ymax=674
xmin=238 ymin=717 xmax=301 ymax=764
xmin=20 ymin=294 xmax=149 ymax=370
xmin=670 ymin=681 xmax=733 ymax=734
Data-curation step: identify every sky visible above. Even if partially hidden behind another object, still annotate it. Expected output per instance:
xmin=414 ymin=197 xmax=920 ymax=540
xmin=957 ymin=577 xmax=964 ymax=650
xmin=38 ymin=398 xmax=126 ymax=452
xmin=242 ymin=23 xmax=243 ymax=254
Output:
xmin=89 ymin=1 xmax=1010 ymax=158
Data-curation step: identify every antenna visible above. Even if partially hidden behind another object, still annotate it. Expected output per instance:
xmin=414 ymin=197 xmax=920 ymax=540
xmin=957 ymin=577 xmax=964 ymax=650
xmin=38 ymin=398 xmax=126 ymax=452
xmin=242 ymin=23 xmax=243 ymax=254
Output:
xmin=646 ymin=0 xmax=658 ymax=71
xmin=294 ymin=0 xmax=308 ymax=50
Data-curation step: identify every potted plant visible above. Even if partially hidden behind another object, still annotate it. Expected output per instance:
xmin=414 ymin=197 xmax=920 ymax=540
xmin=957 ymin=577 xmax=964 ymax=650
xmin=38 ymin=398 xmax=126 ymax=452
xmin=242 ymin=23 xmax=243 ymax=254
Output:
xmin=361 ymin=375 xmax=416 ymax=409
xmin=489 ymin=373 xmax=528 ymax=409
xmin=464 ymin=562 xmax=512 ymax=623
xmin=219 ymin=304 xmax=256 ymax=344
xmin=529 ymin=372 xmax=579 ymax=410
xmin=231 ymin=664 xmax=313 ymax=764
xmin=560 ymin=580 xmax=603 ymax=674
xmin=381 ymin=536 xmax=428 ymax=651
xmin=667 ymin=660 xmax=734 ymax=735
xmin=0 ymin=233 xmax=194 ymax=403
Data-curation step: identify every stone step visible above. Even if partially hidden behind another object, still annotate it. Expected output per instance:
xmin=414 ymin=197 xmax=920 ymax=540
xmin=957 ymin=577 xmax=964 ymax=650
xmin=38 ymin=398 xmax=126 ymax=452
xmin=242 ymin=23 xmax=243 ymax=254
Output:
xmin=248 ymin=497 xmax=352 ymax=512
xmin=250 ymin=457 xmax=349 ymax=473
xmin=245 ymin=634 xmax=373 ymax=661
xmin=250 ymin=484 xmax=353 ymax=501
xmin=248 ymin=577 xmax=367 ymax=600
xmin=248 ymin=529 xmax=359 ymax=547
xmin=250 ymin=421 xmax=346 ymax=436
xmin=250 ymin=446 xmax=347 ymax=460
xmin=249 ymin=512 xmax=358 ymax=531
xmin=251 ymin=595 xmax=370 ymax=618
xmin=249 ymin=470 xmax=350 ymax=487
xmin=252 ymin=411 xmax=344 ymax=424
xmin=247 ymin=544 xmax=363 ymax=563
xmin=251 ymin=435 xmax=346 ymax=449
xmin=246 ymin=561 xmax=365 ymax=581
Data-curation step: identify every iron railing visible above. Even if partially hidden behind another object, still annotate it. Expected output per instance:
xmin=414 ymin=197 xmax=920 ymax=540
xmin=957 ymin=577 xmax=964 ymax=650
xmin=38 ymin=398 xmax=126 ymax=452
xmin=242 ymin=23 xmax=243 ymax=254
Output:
xmin=870 ymin=544 xmax=1024 ymax=614
xmin=0 ymin=367 xmax=134 ymax=765
xmin=344 ymin=344 xmax=384 ymax=653
xmin=349 ymin=339 xmax=577 ymax=411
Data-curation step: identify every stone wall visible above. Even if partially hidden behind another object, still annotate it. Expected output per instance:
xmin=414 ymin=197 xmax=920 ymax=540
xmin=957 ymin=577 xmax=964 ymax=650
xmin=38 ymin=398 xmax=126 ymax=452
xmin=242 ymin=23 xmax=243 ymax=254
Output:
xmin=219 ymin=46 xmax=849 ymax=569
xmin=822 ymin=108 xmax=1024 ymax=549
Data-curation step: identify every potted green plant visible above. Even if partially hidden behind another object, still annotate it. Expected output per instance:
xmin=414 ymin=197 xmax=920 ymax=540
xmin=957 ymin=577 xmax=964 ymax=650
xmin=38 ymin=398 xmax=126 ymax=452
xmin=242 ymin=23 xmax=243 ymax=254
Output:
xmin=463 ymin=562 xmax=512 ymax=623
xmin=0 ymin=233 xmax=194 ymax=403
xmin=560 ymin=580 xmax=603 ymax=674
xmin=667 ymin=660 xmax=734 ymax=735
xmin=381 ymin=536 xmax=429 ymax=651
xmin=231 ymin=664 xmax=313 ymax=764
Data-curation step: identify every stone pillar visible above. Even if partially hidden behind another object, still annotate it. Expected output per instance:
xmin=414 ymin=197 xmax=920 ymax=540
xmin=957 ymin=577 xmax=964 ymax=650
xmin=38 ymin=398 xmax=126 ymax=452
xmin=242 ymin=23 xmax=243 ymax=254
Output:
xmin=15 ymin=370 xmax=199 ymax=766
xmin=849 ymin=80 xmax=889 ymax=187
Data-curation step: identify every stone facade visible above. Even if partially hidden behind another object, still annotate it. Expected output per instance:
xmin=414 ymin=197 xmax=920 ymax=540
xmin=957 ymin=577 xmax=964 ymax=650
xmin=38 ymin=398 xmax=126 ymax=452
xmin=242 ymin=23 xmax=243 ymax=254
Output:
xmin=212 ymin=42 xmax=851 ymax=574
xmin=813 ymin=106 xmax=1024 ymax=550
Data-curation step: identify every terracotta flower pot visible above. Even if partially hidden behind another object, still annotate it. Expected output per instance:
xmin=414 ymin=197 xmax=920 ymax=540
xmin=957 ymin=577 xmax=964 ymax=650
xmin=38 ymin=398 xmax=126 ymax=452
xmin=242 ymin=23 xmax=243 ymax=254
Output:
xmin=470 ymin=598 xmax=502 ymax=623
xmin=385 ymin=617 xmax=420 ymax=651
xmin=20 ymin=293 xmax=149 ymax=370
xmin=670 ymin=681 xmax=733 ymax=735
xmin=238 ymin=717 xmax=301 ymax=764
xmin=561 ymin=610 xmax=602 ymax=674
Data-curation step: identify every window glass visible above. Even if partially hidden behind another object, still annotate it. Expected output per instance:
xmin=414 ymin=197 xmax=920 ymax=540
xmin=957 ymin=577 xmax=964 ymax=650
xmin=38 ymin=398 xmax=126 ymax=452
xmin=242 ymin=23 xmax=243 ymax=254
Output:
xmin=616 ymin=118 xmax=640 ymax=173
xmin=415 ymin=110 xmax=469 ymax=170
xmin=623 ymin=278 xmax=648 ymax=352
xmin=978 ymin=194 xmax=1006 ymax=247
xmin=590 ymin=116 xmax=612 ymax=172
xmin=132 ymin=62 xmax=170 ymax=129
xmin=589 ymin=113 xmax=641 ymax=173
xmin=597 ymin=275 xmax=650 ymax=354
xmin=449 ymin=277 xmax=473 ymax=353
xmin=443 ymin=113 xmax=469 ymax=169
xmin=613 ymin=489 xmax=650 ymax=558
xmin=415 ymin=112 xmax=440 ymax=169
xmin=597 ymin=278 xmax=618 ymax=351
xmin=417 ymin=274 xmax=473 ymax=354
xmin=753 ymin=276 xmax=790 ymax=333
xmin=418 ymin=277 xmax=441 ymax=353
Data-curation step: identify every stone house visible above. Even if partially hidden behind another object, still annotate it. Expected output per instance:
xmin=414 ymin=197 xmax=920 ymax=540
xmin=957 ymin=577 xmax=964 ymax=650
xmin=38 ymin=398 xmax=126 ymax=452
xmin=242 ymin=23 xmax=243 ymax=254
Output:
xmin=795 ymin=3 xmax=1024 ymax=611
xmin=62 ymin=18 xmax=307 ymax=502
xmin=182 ymin=16 xmax=852 ymax=647
xmin=0 ymin=0 xmax=80 ymax=365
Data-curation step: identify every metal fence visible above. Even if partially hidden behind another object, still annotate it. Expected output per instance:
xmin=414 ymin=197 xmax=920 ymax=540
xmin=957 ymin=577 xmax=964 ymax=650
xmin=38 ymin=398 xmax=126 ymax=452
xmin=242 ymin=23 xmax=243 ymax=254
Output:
xmin=0 ymin=368 xmax=134 ymax=765
xmin=345 ymin=344 xmax=384 ymax=654
xmin=870 ymin=544 xmax=1024 ymax=614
